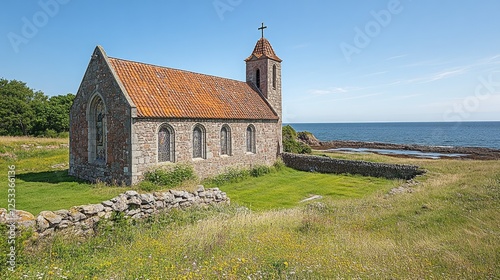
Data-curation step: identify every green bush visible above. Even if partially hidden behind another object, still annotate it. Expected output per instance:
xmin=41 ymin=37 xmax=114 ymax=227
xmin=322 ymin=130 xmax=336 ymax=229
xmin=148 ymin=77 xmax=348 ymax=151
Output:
xmin=205 ymin=168 xmax=250 ymax=187
xmin=205 ymin=164 xmax=279 ymax=188
xmin=250 ymin=165 xmax=271 ymax=177
xmin=144 ymin=164 xmax=195 ymax=188
xmin=282 ymin=125 xmax=311 ymax=154
xmin=273 ymin=159 xmax=286 ymax=171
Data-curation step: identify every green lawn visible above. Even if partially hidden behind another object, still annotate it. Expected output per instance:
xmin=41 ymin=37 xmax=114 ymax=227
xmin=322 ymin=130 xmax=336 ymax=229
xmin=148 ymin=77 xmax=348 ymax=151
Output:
xmin=220 ymin=167 xmax=398 ymax=210
xmin=0 ymin=137 xmax=125 ymax=214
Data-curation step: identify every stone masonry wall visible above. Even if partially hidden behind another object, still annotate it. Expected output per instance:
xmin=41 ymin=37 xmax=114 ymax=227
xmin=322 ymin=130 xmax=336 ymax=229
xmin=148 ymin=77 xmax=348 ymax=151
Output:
xmin=282 ymin=153 xmax=424 ymax=180
xmin=0 ymin=186 xmax=228 ymax=238
xmin=69 ymin=46 xmax=133 ymax=185
xmin=131 ymin=118 xmax=280 ymax=184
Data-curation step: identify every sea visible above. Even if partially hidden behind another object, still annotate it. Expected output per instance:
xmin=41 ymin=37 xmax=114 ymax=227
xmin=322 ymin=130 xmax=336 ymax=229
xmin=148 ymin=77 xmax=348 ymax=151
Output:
xmin=287 ymin=122 xmax=500 ymax=150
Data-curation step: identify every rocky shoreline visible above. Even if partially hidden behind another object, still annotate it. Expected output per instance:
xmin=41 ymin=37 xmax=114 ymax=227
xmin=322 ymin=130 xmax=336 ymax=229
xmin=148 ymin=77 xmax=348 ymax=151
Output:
xmin=313 ymin=140 xmax=500 ymax=160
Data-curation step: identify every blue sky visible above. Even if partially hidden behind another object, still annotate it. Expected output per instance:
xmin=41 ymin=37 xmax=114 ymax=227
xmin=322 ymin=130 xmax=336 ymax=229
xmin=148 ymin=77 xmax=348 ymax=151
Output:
xmin=2 ymin=0 xmax=500 ymax=123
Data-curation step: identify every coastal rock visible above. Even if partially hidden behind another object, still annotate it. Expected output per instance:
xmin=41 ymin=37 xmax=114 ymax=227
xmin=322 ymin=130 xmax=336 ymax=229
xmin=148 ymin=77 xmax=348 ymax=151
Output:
xmin=297 ymin=131 xmax=320 ymax=146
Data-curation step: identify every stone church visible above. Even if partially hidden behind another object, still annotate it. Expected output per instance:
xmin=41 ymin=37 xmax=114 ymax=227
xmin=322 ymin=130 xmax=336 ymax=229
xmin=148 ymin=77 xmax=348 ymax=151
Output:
xmin=69 ymin=33 xmax=283 ymax=185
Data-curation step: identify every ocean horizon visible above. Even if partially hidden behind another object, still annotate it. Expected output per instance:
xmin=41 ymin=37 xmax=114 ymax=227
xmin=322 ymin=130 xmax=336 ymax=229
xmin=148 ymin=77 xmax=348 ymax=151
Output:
xmin=287 ymin=121 xmax=500 ymax=150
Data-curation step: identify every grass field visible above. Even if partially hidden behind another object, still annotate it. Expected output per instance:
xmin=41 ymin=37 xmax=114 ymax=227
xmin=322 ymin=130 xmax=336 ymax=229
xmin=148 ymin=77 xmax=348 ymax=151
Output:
xmin=0 ymin=137 xmax=126 ymax=214
xmin=1 ymin=136 xmax=499 ymax=279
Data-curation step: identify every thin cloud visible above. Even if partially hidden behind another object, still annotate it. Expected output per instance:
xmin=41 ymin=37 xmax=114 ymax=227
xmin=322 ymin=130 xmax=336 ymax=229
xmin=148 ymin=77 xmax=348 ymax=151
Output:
xmin=361 ymin=71 xmax=388 ymax=78
xmin=308 ymin=87 xmax=351 ymax=95
xmin=329 ymin=92 xmax=385 ymax=102
xmin=386 ymin=54 xmax=408 ymax=61
xmin=390 ymin=93 xmax=424 ymax=101
xmin=425 ymin=67 xmax=469 ymax=82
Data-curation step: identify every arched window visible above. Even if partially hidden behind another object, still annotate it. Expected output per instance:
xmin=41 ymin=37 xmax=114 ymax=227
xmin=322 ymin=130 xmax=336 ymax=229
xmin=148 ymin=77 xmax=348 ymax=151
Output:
xmin=158 ymin=124 xmax=175 ymax=162
xmin=246 ymin=125 xmax=256 ymax=153
xmin=220 ymin=125 xmax=231 ymax=156
xmin=255 ymin=68 xmax=261 ymax=89
xmin=88 ymin=95 xmax=106 ymax=163
xmin=193 ymin=124 xmax=206 ymax=159
xmin=272 ymin=64 xmax=277 ymax=89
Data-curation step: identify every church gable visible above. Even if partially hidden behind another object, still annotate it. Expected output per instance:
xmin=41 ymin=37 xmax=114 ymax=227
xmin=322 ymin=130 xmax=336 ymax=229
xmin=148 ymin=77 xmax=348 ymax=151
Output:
xmin=107 ymin=57 xmax=278 ymax=120
xmin=69 ymin=46 xmax=135 ymax=185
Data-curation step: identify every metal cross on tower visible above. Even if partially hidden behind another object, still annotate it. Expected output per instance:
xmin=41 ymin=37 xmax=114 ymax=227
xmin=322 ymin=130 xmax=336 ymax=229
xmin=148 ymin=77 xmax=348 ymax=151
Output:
xmin=258 ymin=22 xmax=267 ymax=38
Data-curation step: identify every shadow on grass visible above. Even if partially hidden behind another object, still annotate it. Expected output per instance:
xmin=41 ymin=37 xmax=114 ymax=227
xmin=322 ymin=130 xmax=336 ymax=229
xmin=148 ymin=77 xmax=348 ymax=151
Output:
xmin=17 ymin=169 xmax=85 ymax=184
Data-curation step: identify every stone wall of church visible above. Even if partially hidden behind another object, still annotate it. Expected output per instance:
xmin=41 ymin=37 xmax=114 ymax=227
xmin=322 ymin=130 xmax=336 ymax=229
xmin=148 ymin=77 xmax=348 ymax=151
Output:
xmin=131 ymin=118 xmax=280 ymax=184
xmin=69 ymin=47 xmax=133 ymax=185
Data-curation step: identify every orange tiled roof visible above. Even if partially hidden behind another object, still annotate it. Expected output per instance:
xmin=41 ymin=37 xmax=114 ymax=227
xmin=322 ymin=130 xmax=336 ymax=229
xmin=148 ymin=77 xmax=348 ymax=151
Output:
xmin=245 ymin=37 xmax=282 ymax=62
xmin=107 ymin=58 xmax=278 ymax=120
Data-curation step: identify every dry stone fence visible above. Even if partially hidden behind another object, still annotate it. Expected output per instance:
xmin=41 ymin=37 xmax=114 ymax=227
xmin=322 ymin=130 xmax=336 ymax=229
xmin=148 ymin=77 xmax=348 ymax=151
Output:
xmin=0 ymin=186 xmax=228 ymax=238
xmin=281 ymin=152 xmax=424 ymax=180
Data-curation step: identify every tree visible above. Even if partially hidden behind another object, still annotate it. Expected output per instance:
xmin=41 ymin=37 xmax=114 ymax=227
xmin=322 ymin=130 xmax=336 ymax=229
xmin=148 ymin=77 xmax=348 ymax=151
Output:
xmin=0 ymin=78 xmax=75 ymax=136
xmin=45 ymin=94 xmax=75 ymax=133
xmin=0 ymin=79 xmax=40 ymax=136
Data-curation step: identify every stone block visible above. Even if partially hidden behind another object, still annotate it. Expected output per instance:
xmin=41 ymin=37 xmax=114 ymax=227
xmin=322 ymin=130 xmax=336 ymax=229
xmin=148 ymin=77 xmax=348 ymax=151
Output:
xmin=39 ymin=211 xmax=62 ymax=226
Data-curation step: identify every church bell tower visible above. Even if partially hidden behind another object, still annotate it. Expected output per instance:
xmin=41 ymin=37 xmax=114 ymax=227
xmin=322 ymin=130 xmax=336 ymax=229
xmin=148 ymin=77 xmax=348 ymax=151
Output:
xmin=245 ymin=23 xmax=282 ymax=122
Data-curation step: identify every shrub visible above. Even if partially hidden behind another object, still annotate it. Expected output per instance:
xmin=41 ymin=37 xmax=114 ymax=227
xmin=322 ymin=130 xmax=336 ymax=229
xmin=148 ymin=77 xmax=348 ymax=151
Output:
xmin=282 ymin=125 xmax=311 ymax=154
xmin=250 ymin=165 xmax=271 ymax=177
xmin=273 ymin=158 xmax=286 ymax=171
xmin=206 ymin=163 xmax=280 ymax=187
xmin=144 ymin=164 xmax=195 ymax=188
xmin=206 ymin=168 xmax=250 ymax=187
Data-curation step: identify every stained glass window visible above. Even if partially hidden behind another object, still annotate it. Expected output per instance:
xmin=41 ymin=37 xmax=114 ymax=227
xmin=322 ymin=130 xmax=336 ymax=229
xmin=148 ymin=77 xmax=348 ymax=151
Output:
xmin=246 ymin=125 xmax=256 ymax=153
xmin=158 ymin=125 xmax=174 ymax=162
xmin=221 ymin=125 xmax=231 ymax=156
xmin=193 ymin=126 xmax=204 ymax=158
xmin=95 ymin=98 xmax=106 ymax=162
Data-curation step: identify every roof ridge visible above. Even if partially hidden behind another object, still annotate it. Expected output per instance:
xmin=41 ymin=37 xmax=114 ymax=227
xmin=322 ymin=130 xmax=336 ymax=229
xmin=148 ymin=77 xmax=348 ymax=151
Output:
xmin=108 ymin=56 xmax=247 ymax=84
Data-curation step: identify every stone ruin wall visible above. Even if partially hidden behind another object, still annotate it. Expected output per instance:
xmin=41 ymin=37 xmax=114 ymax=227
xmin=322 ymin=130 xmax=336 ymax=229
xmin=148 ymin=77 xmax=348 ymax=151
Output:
xmin=281 ymin=152 xmax=424 ymax=180
xmin=0 ymin=186 xmax=228 ymax=238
